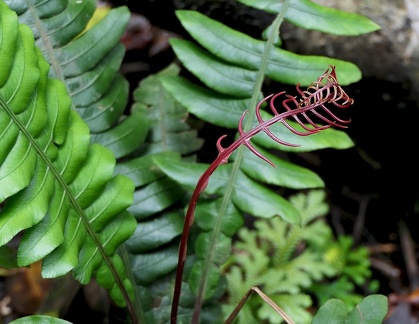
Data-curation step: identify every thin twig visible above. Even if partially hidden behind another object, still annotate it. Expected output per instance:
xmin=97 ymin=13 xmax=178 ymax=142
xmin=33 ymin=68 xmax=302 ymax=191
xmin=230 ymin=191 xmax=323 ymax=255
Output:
xmin=224 ymin=287 xmax=295 ymax=324
xmin=399 ymin=220 xmax=419 ymax=290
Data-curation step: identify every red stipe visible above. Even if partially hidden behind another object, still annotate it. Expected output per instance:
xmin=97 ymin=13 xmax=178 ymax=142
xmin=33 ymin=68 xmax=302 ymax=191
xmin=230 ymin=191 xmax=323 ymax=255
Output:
xmin=170 ymin=65 xmax=354 ymax=324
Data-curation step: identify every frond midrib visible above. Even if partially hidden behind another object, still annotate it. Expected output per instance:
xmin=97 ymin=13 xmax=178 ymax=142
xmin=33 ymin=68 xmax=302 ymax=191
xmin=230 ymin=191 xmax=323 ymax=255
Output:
xmin=26 ymin=0 xmax=65 ymax=82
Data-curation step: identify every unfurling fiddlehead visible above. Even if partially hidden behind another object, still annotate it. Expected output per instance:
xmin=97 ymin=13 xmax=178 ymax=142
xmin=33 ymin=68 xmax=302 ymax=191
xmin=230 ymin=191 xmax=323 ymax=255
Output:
xmin=170 ymin=65 xmax=354 ymax=323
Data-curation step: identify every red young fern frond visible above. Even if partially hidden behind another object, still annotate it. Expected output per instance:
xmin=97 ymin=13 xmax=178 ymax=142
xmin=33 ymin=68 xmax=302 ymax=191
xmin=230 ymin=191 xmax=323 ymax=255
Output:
xmin=234 ymin=65 xmax=353 ymax=166
xmin=171 ymin=65 xmax=354 ymax=324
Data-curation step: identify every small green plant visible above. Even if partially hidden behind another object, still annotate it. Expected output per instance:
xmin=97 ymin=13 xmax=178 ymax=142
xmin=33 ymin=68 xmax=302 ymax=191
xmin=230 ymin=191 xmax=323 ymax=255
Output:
xmin=312 ymin=294 xmax=388 ymax=324
xmin=223 ymin=189 xmax=378 ymax=323
xmin=310 ymin=235 xmax=379 ymax=308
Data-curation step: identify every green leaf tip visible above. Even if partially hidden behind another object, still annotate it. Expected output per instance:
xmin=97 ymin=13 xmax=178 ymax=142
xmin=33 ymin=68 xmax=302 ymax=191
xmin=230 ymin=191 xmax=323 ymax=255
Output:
xmin=237 ymin=0 xmax=381 ymax=36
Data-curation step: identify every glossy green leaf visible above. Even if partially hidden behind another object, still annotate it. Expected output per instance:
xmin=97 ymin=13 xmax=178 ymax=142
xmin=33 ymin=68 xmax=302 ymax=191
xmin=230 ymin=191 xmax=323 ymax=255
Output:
xmin=90 ymin=111 xmax=149 ymax=159
xmin=153 ymin=156 xmax=301 ymax=224
xmin=0 ymin=3 xmax=135 ymax=307
xmin=114 ymin=151 xmax=178 ymax=187
xmin=175 ymin=10 xmax=361 ymax=86
xmin=77 ymin=74 xmax=128 ymax=133
xmin=237 ymin=0 xmax=381 ymax=36
xmin=132 ymin=63 xmax=203 ymax=156
xmin=65 ymin=45 xmax=125 ymax=107
xmin=195 ymin=199 xmax=244 ymax=237
xmin=131 ymin=245 xmax=179 ymax=285
xmin=170 ymin=38 xmax=257 ymax=97
xmin=346 ymin=294 xmax=388 ymax=324
xmin=125 ymin=211 xmax=184 ymax=253
xmin=5 ymin=0 xmax=146 ymax=160
xmin=195 ymin=232 xmax=232 ymax=265
xmin=312 ymin=295 xmax=388 ymax=324
xmin=10 ymin=315 xmax=72 ymax=324
xmin=129 ymin=177 xmax=185 ymax=220
xmin=232 ymin=143 xmax=324 ymax=189
xmin=152 ymin=155 xmax=233 ymax=195
xmin=161 ymin=76 xmax=248 ymax=129
xmin=312 ymin=298 xmax=348 ymax=324
xmin=189 ymin=260 xmax=220 ymax=300
xmin=234 ymin=170 xmax=300 ymax=224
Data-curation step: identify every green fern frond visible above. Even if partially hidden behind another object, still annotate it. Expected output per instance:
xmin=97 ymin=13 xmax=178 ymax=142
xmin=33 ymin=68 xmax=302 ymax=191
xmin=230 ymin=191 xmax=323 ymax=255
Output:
xmin=248 ymin=190 xmax=331 ymax=265
xmin=115 ymin=65 xmax=210 ymax=322
xmin=323 ymin=235 xmax=373 ymax=286
xmin=289 ymin=189 xmax=330 ymax=225
xmin=5 ymin=0 xmax=148 ymax=159
xmin=0 ymin=1 xmax=135 ymax=308
xmin=131 ymin=64 xmax=204 ymax=157
xmin=169 ymin=10 xmax=361 ymax=88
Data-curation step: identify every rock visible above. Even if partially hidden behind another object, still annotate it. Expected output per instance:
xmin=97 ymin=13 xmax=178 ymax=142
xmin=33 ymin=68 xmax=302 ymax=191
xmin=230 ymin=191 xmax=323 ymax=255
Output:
xmin=281 ymin=0 xmax=419 ymax=99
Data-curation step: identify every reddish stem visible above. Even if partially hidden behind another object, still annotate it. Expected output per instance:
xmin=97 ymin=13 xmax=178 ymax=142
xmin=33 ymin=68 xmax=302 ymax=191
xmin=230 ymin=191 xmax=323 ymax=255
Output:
xmin=170 ymin=66 xmax=353 ymax=323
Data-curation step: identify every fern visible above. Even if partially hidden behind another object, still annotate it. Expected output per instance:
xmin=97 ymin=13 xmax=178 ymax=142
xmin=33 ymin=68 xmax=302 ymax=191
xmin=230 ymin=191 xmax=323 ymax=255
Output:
xmin=154 ymin=1 xmax=378 ymax=322
xmin=310 ymin=235 xmax=379 ymax=308
xmin=0 ymin=0 xmax=136 ymax=316
xmin=4 ymin=0 xmax=148 ymax=158
xmin=223 ymin=190 xmax=375 ymax=324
